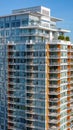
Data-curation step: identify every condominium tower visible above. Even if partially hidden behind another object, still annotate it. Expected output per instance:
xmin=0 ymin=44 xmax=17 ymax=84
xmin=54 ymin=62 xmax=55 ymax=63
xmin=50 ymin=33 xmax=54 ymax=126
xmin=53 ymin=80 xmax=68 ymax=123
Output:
xmin=0 ymin=6 xmax=73 ymax=130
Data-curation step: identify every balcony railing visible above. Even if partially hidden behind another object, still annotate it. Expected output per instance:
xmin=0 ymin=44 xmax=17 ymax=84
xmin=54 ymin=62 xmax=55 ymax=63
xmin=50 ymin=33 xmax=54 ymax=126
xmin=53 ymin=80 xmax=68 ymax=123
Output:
xmin=49 ymin=98 xmax=58 ymax=102
xmin=49 ymin=119 xmax=59 ymax=124
xmin=49 ymin=77 xmax=59 ymax=80
xmin=49 ymin=105 xmax=59 ymax=109
xmin=49 ymin=126 xmax=59 ymax=130
xmin=49 ymin=85 xmax=58 ymax=88
xmin=49 ymin=48 xmax=60 ymax=51
xmin=49 ymin=91 xmax=59 ymax=95
xmin=49 ymin=112 xmax=59 ymax=117
xmin=49 ymin=63 xmax=60 ymax=66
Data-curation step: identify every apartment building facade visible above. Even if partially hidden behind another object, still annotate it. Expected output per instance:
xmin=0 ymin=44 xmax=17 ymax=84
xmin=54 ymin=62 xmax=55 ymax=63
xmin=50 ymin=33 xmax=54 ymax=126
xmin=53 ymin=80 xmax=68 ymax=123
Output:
xmin=0 ymin=6 xmax=73 ymax=130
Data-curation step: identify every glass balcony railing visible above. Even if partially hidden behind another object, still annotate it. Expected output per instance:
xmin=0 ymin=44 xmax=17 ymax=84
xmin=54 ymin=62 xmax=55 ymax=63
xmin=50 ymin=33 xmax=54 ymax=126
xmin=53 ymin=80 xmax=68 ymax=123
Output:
xmin=49 ymin=48 xmax=60 ymax=51
xmin=49 ymin=119 xmax=59 ymax=124
xmin=49 ymin=98 xmax=58 ymax=102
xmin=49 ymin=126 xmax=59 ymax=130
xmin=49 ymin=105 xmax=59 ymax=109
xmin=49 ymin=63 xmax=60 ymax=66
xmin=49 ymin=55 xmax=59 ymax=59
xmin=49 ymin=112 xmax=59 ymax=117
xmin=49 ymin=77 xmax=59 ymax=80
xmin=20 ymin=22 xmax=50 ymax=29
xmin=49 ymin=91 xmax=59 ymax=95
xmin=49 ymin=85 xmax=58 ymax=88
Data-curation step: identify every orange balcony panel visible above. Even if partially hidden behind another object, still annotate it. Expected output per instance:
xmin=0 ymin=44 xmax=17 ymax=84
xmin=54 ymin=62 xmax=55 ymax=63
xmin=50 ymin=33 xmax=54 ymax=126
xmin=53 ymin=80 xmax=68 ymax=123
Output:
xmin=58 ymin=101 xmax=60 ymax=106
xmin=58 ymin=52 xmax=61 ymax=57
xmin=46 ymin=53 xmax=49 ymax=58
xmin=57 ymin=117 xmax=60 ymax=120
xmin=68 ymin=71 xmax=71 ymax=74
xmin=67 ymin=91 xmax=70 ymax=95
xmin=58 ymin=94 xmax=60 ymax=98
xmin=46 ymin=122 xmax=49 ymax=130
xmin=67 ymin=109 xmax=71 ymax=113
xmin=67 ymin=97 xmax=70 ymax=101
xmin=68 ymin=52 xmax=71 ymax=55
xmin=57 ymin=108 xmax=60 ymax=113
xmin=46 ymin=74 xmax=49 ymax=79
xmin=68 ymin=58 xmax=71 ymax=62
xmin=67 ymin=103 xmax=70 ymax=107
xmin=58 ymin=66 xmax=61 ymax=70
xmin=67 ymin=116 xmax=70 ymax=120
xmin=58 ymin=59 xmax=61 ymax=63
xmin=57 ymin=87 xmax=60 ymax=92
xmin=58 ymin=74 xmax=60 ymax=78
xmin=67 ymin=85 xmax=71 ymax=89
xmin=67 ymin=122 xmax=70 ymax=126
xmin=68 ymin=78 xmax=70 ymax=82
xmin=67 ymin=129 xmax=70 ymax=130
xmin=58 ymin=80 xmax=60 ymax=85
xmin=68 ymin=65 xmax=71 ymax=69
xmin=58 ymin=44 xmax=61 ymax=49
xmin=57 ymin=122 xmax=60 ymax=127
xmin=68 ymin=45 xmax=71 ymax=49
xmin=46 ymin=44 xmax=49 ymax=50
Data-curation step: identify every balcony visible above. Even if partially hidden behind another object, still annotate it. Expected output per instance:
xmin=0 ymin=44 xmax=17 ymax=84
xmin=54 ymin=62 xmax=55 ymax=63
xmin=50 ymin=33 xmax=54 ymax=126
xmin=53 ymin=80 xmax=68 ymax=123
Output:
xmin=26 ymin=117 xmax=34 ymax=121
xmin=8 ymin=125 xmax=14 ymax=130
xmin=49 ymin=48 xmax=60 ymax=52
xmin=26 ymin=90 xmax=35 ymax=94
xmin=48 ymin=91 xmax=59 ymax=95
xmin=49 ymin=105 xmax=59 ymax=109
xmin=49 ymin=119 xmax=59 ymax=124
xmin=49 ymin=85 xmax=58 ymax=88
xmin=49 ymin=98 xmax=58 ymax=102
xmin=49 ymin=63 xmax=60 ymax=66
xmin=25 ymin=110 xmax=35 ymax=114
xmin=70 ymin=104 xmax=73 ymax=109
xmin=49 ymin=126 xmax=59 ymax=130
xmin=49 ymin=55 xmax=59 ymax=59
xmin=20 ymin=22 xmax=50 ymax=30
xmin=26 ymin=103 xmax=34 ymax=107
xmin=26 ymin=123 xmax=35 ymax=128
xmin=71 ymin=98 xmax=73 ymax=103
xmin=49 ymin=112 xmax=59 ymax=117
xmin=49 ymin=77 xmax=59 ymax=81
xmin=49 ymin=69 xmax=59 ymax=73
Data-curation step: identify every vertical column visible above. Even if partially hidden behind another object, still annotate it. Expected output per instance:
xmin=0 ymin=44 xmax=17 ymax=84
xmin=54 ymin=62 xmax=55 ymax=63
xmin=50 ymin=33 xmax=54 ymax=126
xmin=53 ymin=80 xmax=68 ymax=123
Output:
xmin=7 ymin=45 xmax=14 ymax=130
xmin=57 ymin=44 xmax=61 ymax=129
xmin=45 ymin=43 xmax=49 ymax=130
xmin=71 ymin=45 xmax=73 ymax=129
xmin=67 ymin=45 xmax=71 ymax=130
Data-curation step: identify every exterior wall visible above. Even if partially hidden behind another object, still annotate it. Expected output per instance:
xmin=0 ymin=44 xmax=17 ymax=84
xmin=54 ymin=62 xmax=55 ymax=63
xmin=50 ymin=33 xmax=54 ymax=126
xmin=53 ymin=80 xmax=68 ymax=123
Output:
xmin=46 ymin=41 xmax=71 ymax=130
xmin=5 ymin=41 xmax=73 ymax=130
xmin=0 ymin=44 xmax=7 ymax=130
xmin=7 ymin=43 xmax=46 ymax=130
xmin=7 ymin=44 xmax=26 ymax=130
xmin=45 ymin=44 xmax=49 ymax=130
xmin=71 ymin=45 xmax=73 ymax=129
xmin=25 ymin=43 xmax=46 ymax=130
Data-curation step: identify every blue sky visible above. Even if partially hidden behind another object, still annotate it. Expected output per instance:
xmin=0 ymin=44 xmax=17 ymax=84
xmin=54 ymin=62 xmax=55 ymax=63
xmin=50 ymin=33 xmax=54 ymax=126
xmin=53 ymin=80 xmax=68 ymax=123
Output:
xmin=0 ymin=0 xmax=73 ymax=41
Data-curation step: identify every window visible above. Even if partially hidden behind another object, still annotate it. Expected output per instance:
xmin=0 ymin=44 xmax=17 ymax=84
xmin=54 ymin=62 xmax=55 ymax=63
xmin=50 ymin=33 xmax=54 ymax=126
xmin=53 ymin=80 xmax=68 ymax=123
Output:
xmin=5 ymin=23 xmax=9 ymax=28
xmin=22 ymin=18 xmax=28 ymax=26
xmin=11 ymin=21 xmax=16 ymax=27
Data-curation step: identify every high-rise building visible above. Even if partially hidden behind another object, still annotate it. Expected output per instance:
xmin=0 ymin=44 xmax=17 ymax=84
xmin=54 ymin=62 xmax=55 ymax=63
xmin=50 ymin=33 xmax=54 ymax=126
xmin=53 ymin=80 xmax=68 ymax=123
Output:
xmin=0 ymin=6 xmax=73 ymax=130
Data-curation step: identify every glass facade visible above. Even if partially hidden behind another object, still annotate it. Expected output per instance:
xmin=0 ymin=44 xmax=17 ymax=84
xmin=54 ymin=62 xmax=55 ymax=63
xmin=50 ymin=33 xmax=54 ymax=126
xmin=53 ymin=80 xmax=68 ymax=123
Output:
xmin=7 ymin=43 xmax=46 ymax=130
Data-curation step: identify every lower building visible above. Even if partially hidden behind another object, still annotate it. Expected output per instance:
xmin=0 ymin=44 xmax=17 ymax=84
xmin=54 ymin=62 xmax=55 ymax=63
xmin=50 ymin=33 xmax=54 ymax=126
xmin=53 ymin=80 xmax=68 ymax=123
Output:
xmin=7 ymin=40 xmax=72 ymax=130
